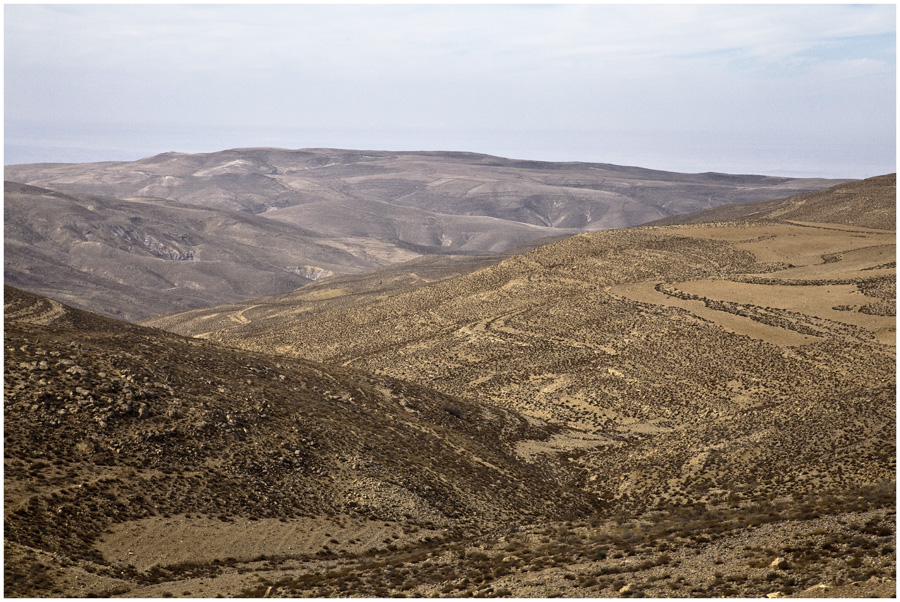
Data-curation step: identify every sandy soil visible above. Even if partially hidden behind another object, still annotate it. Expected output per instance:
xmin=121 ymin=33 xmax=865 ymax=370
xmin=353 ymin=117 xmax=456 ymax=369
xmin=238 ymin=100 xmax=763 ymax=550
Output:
xmin=664 ymin=222 xmax=894 ymax=266
xmin=676 ymin=279 xmax=895 ymax=345
xmin=612 ymin=221 xmax=895 ymax=347
xmin=98 ymin=514 xmax=439 ymax=571
xmin=610 ymin=281 xmax=820 ymax=347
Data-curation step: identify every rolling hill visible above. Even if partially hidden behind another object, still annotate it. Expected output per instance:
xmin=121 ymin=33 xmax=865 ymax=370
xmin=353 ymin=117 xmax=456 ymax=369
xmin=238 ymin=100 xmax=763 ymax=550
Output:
xmin=4 ymin=156 xmax=893 ymax=597
xmin=5 ymin=149 xmax=847 ymax=321
xmin=649 ymin=173 xmax=896 ymax=229
xmin=147 ymin=174 xmax=896 ymax=583
xmin=5 ymin=148 xmax=845 ymax=230
xmin=3 ymin=182 xmax=409 ymax=321
xmin=6 ymin=266 xmax=895 ymax=597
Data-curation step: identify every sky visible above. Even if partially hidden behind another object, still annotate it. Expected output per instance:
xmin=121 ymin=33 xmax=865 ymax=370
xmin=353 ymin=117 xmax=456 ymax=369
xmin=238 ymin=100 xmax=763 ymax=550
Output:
xmin=4 ymin=3 xmax=896 ymax=178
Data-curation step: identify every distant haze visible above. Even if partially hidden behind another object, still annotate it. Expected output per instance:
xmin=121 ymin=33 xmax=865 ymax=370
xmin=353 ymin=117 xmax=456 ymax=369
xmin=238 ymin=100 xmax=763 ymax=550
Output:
xmin=5 ymin=4 xmax=896 ymax=178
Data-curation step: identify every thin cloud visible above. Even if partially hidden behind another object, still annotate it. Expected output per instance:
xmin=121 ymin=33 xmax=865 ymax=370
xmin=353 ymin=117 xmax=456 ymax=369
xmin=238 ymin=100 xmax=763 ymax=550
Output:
xmin=4 ymin=4 xmax=895 ymax=178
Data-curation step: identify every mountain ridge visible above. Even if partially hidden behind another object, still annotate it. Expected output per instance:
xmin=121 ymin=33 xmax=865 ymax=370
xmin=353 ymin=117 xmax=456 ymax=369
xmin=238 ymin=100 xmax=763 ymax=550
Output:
xmin=4 ymin=148 xmax=850 ymax=321
xmin=648 ymin=173 xmax=896 ymax=229
xmin=6 ymin=147 xmax=846 ymax=226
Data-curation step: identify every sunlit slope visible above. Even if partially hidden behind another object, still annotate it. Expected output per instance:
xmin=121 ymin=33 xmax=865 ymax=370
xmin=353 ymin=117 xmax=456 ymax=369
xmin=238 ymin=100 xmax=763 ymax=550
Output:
xmin=649 ymin=173 xmax=895 ymax=229
xmin=8 ymin=283 xmax=896 ymax=597
xmin=6 ymin=285 xmax=594 ymax=525
xmin=147 ymin=175 xmax=895 ymax=514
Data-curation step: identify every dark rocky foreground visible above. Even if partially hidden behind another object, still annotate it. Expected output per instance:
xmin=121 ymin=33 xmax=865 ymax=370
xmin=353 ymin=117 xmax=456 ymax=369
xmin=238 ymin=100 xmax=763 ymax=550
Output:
xmin=5 ymin=284 xmax=895 ymax=597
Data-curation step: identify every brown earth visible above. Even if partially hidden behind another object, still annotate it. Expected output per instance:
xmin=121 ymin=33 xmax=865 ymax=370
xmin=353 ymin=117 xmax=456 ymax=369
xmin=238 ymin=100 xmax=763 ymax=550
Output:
xmin=147 ymin=174 xmax=894 ymax=596
xmin=149 ymin=218 xmax=896 ymax=510
xmin=4 ymin=286 xmax=597 ymax=597
xmin=649 ymin=173 xmax=895 ymax=229
xmin=5 ymin=174 xmax=895 ymax=597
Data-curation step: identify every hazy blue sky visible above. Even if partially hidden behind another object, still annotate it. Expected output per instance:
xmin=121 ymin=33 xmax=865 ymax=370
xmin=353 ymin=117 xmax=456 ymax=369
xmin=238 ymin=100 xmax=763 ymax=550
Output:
xmin=5 ymin=3 xmax=896 ymax=178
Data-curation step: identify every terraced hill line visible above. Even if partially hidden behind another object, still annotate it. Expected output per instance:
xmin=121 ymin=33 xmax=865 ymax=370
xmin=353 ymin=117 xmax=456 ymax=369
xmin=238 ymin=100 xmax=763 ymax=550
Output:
xmin=608 ymin=280 xmax=821 ymax=347
xmin=4 ymin=291 xmax=68 ymax=326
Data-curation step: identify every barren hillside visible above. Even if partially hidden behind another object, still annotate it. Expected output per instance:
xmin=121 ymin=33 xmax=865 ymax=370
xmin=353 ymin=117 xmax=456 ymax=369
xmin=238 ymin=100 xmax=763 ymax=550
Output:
xmin=3 ymin=182 xmax=422 ymax=320
xmin=149 ymin=173 xmax=896 ymax=549
xmin=6 ymin=171 xmax=894 ymax=598
xmin=7 ymin=283 xmax=895 ymax=598
xmin=5 ymin=285 xmax=599 ymax=596
xmin=649 ymin=174 xmax=896 ymax=229
xmin=4 ymin=149 xmax=848 ymax=321
xmin=6 ymin=148 xmax=844 ymax=230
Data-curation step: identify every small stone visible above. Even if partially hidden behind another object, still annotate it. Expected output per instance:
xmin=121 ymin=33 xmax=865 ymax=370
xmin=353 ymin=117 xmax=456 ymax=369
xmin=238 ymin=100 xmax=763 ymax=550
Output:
xmin=770 ymin=556 xmax=789 ymax=570
xmin=766 ymin=592 xmax=783 ymax=598
xmin=619 ymin=584 xmax=633 ymax=595
xmin=801 ymin=584 xmax=828 ymax=595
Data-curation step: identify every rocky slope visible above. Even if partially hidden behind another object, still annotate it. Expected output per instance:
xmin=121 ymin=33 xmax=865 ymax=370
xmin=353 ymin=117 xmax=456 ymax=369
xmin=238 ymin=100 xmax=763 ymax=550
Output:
xmin=7 ymin=285 xmax=895 ymax=598
xmin=5 ymin=285 xmax=598 ymax=596
xmin=149 ymin=173 xmax=896 ymax=536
